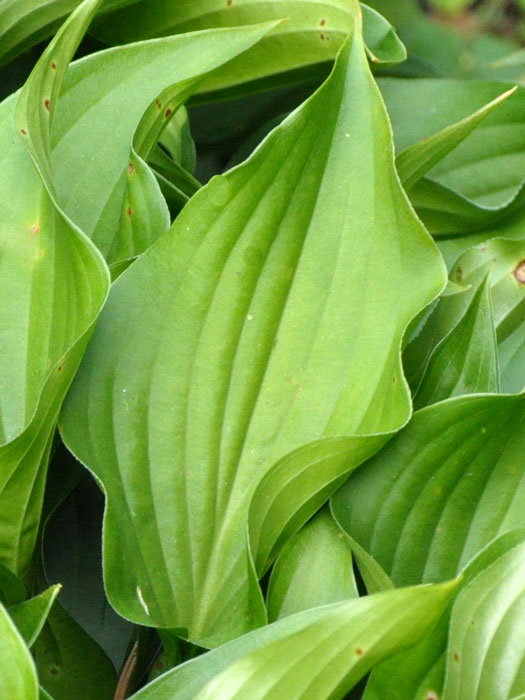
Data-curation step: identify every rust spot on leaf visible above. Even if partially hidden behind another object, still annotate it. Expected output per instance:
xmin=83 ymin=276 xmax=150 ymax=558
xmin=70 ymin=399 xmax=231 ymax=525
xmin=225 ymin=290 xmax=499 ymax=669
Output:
xmin=514 ymin=259 xmax=525 ymax=283
xmin=20 ymin=129 xmax=27 ymax=135
xmin=155 ymin=661 xmax=164 ymax=670
xmin=455 ymin=267 xmax=463 ymax=282
xmin=44 ymin=99 xmax=51 ymax=111
xmin=355 ymin=648 xmax=363 ymax=657
xmin=320 ymin=32 xmax=326 ymax=40
xmin=155 ymin=99 xmax=162 ymax=109
xmin=320 ymin=18 xmax=326 ymax=26
xmin=392 ymin=375 xmax=397 ymax=384
xmin=127 ymin=206 xmax=133 ymax=218
xmin=49 ymin=667 xmax=59 ymax=676
xmin=32 ymin=224 xmax=39 ymax=235
xmin=51 ymin=61 xmax=57 ymax=70
xmin=453 ymin=652 xmax=460 ymax=662
xmin=128 ymin=162 xmax=134 ymax=175
xmin=57 ymin=365 xmax=63 ymax=373
xmin=227 ymin=0 xmax=233 ymax=5
xmin=165 ymin=108 xmax=173 ymax=119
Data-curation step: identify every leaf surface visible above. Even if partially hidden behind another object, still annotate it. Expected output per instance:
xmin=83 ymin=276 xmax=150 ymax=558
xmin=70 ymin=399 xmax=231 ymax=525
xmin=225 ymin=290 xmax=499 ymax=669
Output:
xmin=62 ymin=5 xmax=445 ymax=646
xmin=267 ymin=507 xmax=357 ymax=621
xmin=9 ymin=585 xmax=61 ymax=647
xmin=130 ymin=582 xmax=457 ymax=700
xmin=0 ymin=602 xmax=39 ymax=700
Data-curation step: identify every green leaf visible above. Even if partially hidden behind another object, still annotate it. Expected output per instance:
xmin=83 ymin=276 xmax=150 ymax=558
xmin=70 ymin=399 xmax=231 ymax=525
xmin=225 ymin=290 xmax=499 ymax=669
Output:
xmin=0 ymin=602 xmax=39 ymax=700
xmin=267 ymin=507 xmax=357 ymax=621
xmin=0 ymin=0 xmax=110 ymax=577
xmin=0 ymin=564 xmax=26 ymax=607
xmin=0 ymin=0 xmax=139 ymax=67
xmin=396 ymin=88 xmax=516 ymax=192
xmin=405 ymin=238 xmax=525 ymax=395
xmin=442 ymin=539 xmax=525 ymax=700
xmin=413 ymin=276 xmax=499 ymax=409
xmin=33 ymin=601 xmax=117 ymax=700
xmin=42 ymin=475 xmax=133 ymax=668
xmin=362 ymin=529 xmax=525 ymax=700
xmin=8 ymin=585 xmax=61 ymax=647
xmin=61 ymin=8 xmax=445 ymax=646
xmin=92 ymin=0 xmax=405 ymax=96
xmin=332 ymin=393 xmax=525 ymax=587
xmin=45 ymin=22 xmax=279 ymax=264
xmin=129 ymin=581 xmax=458 ymax=700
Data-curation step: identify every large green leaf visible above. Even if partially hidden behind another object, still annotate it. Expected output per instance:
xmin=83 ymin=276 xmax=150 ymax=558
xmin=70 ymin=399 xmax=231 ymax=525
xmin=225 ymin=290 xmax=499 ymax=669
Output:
xmin=91 ymin=1 xmax=406 ymax=97
xmin=61 ymin=5 xmax=445 ymax=646
xmin=0 ymin=0 xmax=110 ymax=577
xmin=267 ymin=507 xmax=357 ymax=621
xmin=442 ymin=539 xmax=525 ymax=700
xmin=332 ymin=395 xmax=525 ymax=700
xmin=0 ymin=602 xmax=39 ymax=700
xmin=362 ymin=529 xmax=525 ymax=700
xmin=405 ymin=238 xmax=525 ymax=395
xmin=0 ymin=4 xmax=277 ymax=579
xmin=129 ymin=582 xmax=457 ymax=700
xmin=332 ymin=393 xmax=525 ymax=587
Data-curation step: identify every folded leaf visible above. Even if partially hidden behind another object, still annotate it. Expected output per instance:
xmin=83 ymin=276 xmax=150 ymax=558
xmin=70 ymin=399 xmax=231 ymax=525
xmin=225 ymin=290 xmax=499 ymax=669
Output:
xmin=405 ymin=238 xmax=525 ymax=395
xmin=61 ymin=4 xmax=445 ymax=646
xmin=8 ymin=585 xmax=61 ymax=647
xmin=413 ymin=276 xmax=499 ymax=408
xmin=92 ymin=0 xmax=406 ymax=97
xmin=396 ymin=88 xmax=516 ymax=191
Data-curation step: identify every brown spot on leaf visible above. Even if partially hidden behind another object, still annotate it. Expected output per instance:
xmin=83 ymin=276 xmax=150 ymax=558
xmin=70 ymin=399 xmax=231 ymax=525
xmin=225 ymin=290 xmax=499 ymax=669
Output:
xmin=320 ymin=32 xmax=326 ymax=40
xmin=453 ymin=652 xmax=460 ymax=662
xmin=20 ymin=129 xmax=27 ymax=135
xmin=355 ymin=648 xmax=363 ymax=656
xmin=514 ymin=259 xmax=525 ymax=284
xmin=155 ymin=99 xmax=162 ymax=109
xmin=320 ymin=18 xmax=326 ymax=26
xmin=165 ymin=108 xmax=173 ymax=119
xmin=128 ymin=162 xmax=134 ymax=175
xmin=49 ymin=667 xmax=59 ymax=676
xmin=44 ymin=99 xmax=50 ymax=111
xmin=57 ymin=365 xmax=63 ymax=373
xmin=456 ymin=267 xmax=463 ymax=282
xmin=51 ymin=61 xmax=57 ymax=70
xmin=127 ymin=206 xmax=133 ymax=218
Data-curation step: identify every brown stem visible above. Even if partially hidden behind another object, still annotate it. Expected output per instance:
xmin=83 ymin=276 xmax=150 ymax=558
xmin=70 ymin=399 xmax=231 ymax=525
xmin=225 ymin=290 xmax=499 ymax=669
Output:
xmin=114 ymin=641 xmax=139 ymax=700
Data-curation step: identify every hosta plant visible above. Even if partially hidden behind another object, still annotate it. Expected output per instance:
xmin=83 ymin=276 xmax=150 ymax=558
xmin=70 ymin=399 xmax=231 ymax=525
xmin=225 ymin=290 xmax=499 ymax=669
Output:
xmin=1 ymin=0 xmax=524 ymax=698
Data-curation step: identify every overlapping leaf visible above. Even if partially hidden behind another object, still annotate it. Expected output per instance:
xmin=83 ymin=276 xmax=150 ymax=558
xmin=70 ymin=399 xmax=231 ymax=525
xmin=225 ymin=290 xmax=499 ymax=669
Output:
xmin=128 ymin=582 xmax=457 ymax=700
xmin=61 ymin=3 xmax=445 ymax=647
xmin=332 ymin=396 xmax=525 ymax=700
xmin=267 ymin=508 xmax=357 ymax=621
xmin=0 ymin=0 xmax=110 ymax=577
xmin=405 ymin=238 xmax=525 ymax=395
xmin=0 ymin=1 xmax=277 ymax=579
xmin=92 ymin=0 xmax=406 ymax=97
